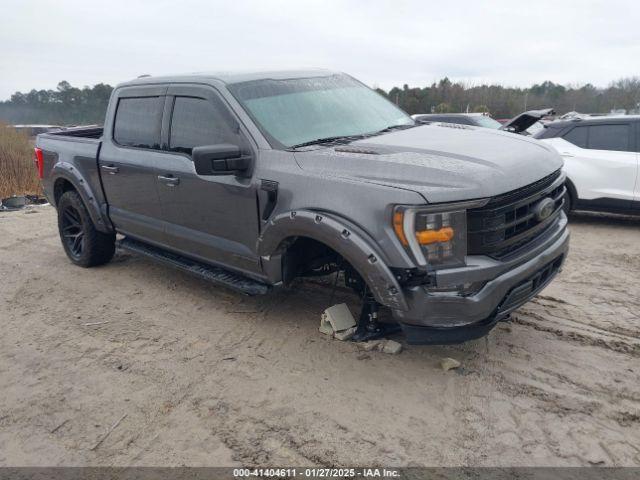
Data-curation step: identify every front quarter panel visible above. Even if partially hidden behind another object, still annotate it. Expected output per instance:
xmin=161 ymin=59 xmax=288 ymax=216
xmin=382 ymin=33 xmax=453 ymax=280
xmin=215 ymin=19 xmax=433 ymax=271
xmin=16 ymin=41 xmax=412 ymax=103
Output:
xmin=254 ymin=149 xmax=425 ymax=270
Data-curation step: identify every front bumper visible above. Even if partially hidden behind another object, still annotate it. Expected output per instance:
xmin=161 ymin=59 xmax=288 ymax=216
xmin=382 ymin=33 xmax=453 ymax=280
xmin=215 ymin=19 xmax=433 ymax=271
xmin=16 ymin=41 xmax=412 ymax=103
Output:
xmin=392 ymin=213 xmax=570 ymax=344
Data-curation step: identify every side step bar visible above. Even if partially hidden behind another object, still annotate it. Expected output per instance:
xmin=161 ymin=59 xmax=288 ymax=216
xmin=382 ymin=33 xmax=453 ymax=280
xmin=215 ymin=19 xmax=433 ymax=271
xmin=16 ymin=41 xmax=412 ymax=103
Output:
xmin=118 ymin=237 xmax=269 ymax=296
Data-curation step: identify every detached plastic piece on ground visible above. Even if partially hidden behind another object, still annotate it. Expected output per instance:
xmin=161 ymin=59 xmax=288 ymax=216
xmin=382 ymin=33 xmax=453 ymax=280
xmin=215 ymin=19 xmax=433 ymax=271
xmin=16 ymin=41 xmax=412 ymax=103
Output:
xmin=380 ymin=339 xmax=403 ymax=354
xmin=334 ymin=326 xmax=356 ymax=341
xmin=320 ymin=303 xmax=356 ymax=337
xmin=1 ymin=196 xmax=27 ymax=210
xmin=25 ymin=194 xmax=48 ymax=205
xmin=440 ymin=357 xmax=461 ymax=371
xmin=356 ymin=338 xmax=403 ymax=354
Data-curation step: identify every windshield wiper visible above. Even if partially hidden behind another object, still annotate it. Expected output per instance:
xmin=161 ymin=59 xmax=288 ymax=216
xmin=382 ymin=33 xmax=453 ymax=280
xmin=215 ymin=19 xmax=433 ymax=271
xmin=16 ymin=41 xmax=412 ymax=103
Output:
xmin=374 ymin=123 xmax=417 ymax=134
xmin=288 ymin=124 xmax=416 ymax=150
xmin=288 ymin=134 xmax=364 ymax=150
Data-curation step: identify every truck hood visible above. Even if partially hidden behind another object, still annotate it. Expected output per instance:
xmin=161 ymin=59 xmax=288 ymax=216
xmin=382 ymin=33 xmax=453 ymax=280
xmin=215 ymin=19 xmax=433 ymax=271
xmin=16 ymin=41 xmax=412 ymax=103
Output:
xmin=294 ymin=123 xmax=563 ymax=203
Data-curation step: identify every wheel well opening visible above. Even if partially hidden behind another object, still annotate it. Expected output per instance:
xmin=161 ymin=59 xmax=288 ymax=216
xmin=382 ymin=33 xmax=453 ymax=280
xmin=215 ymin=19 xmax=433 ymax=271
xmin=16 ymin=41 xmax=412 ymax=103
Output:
xmin=280 ymin=236 xmax=341 ymax=282
xmin=279 ymin=236 xmax=367 ymax=295
xmin=53 ymin=178 xmax=76 ymax=206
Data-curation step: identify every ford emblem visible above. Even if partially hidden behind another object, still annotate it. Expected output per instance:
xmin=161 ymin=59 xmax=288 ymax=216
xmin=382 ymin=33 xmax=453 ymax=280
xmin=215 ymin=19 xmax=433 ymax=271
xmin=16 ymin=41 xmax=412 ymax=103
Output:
xmin=534 ymin=198 xmax=555 ymax=221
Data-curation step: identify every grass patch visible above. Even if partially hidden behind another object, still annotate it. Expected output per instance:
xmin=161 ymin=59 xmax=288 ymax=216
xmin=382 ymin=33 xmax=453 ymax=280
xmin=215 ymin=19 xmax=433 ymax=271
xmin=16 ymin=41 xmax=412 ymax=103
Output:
xmin=0 ymin=122 xmax=42 ymax=198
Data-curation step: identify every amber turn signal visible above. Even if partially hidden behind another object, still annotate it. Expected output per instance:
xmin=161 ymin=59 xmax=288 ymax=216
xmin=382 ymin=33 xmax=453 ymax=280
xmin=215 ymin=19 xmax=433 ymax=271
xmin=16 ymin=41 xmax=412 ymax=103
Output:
xmin=415 ymin=226 xmax=454 ymax=245
xmin=393 ymin=211 xmax=408 ymax=246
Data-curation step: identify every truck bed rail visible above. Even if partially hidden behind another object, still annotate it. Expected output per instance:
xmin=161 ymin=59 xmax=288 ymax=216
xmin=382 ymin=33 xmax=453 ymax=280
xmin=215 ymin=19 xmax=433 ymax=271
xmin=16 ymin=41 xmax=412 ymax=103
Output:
xmin=48 ymin=126 xmax=103 ymax=139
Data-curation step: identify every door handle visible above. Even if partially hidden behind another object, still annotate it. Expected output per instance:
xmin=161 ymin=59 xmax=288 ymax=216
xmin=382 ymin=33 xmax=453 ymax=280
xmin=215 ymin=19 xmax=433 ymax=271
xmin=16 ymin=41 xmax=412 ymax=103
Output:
xmin=560 ymin=152 xmax=575 ymax=157
xmin=101 ymin=165 xmax=119 ymax=174
xmin=158 ymin=174 xmax=180 ymax=186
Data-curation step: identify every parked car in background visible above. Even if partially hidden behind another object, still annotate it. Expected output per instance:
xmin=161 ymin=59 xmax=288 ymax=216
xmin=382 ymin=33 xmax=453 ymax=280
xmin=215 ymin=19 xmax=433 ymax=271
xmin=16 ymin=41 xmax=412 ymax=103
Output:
xmin=412 ymin=112 xmax=503 ymax=129
xmin=413 ymin=108 xmax=554 ymax=135
xmin=535 ymin=115 xmax=640 ymax=215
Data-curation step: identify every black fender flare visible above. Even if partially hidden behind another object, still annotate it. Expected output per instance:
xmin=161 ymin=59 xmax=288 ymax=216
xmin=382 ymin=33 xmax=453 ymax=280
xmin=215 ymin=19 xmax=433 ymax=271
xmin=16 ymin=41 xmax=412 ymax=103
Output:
xmin=257 ymin=210 xmax=408 ymax=311
xmin=51 ymin=163 xmax=113 ymax=233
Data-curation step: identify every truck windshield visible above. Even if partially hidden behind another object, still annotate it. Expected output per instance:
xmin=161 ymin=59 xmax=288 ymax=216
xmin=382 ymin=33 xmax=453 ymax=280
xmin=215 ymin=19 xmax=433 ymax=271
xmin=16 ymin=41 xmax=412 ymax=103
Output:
xmin=228 ymin=74 xmax=413 ymax=149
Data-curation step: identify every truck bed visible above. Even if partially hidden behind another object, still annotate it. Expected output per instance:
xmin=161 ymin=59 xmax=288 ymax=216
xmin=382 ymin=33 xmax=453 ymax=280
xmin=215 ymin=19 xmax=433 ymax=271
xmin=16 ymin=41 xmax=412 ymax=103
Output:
xmin=36 ymin=128 xmax=105 ymax=212
xmin=46 ymin=125 xmax=103 ymax=140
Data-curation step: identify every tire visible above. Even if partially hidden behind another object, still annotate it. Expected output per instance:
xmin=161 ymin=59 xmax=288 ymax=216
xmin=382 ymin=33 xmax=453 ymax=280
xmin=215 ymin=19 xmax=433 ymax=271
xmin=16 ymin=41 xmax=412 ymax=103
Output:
xmin=561 ymin=190 xmax=572 ymax=216
xmin=57 ymin=190 xmax=115 ymax=267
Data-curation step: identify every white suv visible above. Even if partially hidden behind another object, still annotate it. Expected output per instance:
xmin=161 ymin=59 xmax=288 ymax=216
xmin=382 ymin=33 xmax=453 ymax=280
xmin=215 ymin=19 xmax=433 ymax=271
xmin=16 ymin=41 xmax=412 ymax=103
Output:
xmin=534 ymin=116 xmax=639 ymax=215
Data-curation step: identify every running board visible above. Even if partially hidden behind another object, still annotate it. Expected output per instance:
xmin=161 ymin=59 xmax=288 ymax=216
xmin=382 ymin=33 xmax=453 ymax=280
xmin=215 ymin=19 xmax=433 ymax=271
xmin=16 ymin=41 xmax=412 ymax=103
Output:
xmin=118 ymin=237 xmax=269 ymax=296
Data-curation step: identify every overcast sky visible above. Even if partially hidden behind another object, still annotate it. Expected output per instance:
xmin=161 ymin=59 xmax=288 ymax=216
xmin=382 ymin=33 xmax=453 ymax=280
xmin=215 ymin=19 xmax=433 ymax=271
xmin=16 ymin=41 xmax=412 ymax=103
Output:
xmin=2 ymin=0 xmax=639 ymax=100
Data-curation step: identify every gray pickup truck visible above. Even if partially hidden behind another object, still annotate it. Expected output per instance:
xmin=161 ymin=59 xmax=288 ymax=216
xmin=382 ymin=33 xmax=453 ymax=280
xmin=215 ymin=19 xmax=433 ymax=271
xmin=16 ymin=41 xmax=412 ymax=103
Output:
xmin=35 ymin=70 xmax=569 ymax=344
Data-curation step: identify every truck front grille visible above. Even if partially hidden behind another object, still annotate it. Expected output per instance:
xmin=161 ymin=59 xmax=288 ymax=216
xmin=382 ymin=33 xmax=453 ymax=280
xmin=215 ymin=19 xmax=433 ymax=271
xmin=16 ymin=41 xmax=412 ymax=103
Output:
xmin=467 ymin=170 xmax=565 ymax=260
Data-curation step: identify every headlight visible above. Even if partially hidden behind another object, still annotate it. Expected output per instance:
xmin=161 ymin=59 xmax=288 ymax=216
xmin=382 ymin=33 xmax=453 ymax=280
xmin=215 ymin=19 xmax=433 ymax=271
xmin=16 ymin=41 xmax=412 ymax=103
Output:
xmin=393 ymin=200 xmax=487 ymax=269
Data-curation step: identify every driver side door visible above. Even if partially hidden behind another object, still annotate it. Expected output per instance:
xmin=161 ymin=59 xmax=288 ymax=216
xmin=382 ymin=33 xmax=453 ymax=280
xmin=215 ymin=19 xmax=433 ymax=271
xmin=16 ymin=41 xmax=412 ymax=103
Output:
xmin=153 ymin=85 xmax=262 ymax=276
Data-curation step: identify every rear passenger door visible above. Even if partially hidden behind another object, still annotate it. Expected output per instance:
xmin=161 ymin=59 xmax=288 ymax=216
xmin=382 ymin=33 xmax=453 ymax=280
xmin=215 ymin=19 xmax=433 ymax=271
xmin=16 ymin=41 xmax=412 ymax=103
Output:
xmin=558 ymin=122 xmax=637 ymax=207
xmin=154 ymin=85 xmax=261 ymax=275
xmin=99 ymin=86 xmax=168 ymax=243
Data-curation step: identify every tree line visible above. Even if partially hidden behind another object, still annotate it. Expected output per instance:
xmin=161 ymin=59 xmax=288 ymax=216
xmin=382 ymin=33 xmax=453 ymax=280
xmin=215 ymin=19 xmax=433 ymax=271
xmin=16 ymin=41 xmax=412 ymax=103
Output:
xmin=1 ymin=77 xmax=639 ymax=125
xmin=378 ymin=77 xmax=640 ymax=118
xmin=0 ymin=81 xmax=113 ymax=125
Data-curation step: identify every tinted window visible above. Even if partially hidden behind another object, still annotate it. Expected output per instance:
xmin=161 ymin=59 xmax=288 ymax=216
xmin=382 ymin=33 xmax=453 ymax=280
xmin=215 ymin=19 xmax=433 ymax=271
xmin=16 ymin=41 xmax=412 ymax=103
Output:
xmin=113 ymin=97 xmax=163 ymax=149
xmin=588 ymin=124 xmax=630 ymax=152
xmin=534 ymin=124 xmax=564 ymax=139
xmin=563 ymin=126 xmax=588 ymax=148
xmin=169 ymin=97 xmax=238 ymax=154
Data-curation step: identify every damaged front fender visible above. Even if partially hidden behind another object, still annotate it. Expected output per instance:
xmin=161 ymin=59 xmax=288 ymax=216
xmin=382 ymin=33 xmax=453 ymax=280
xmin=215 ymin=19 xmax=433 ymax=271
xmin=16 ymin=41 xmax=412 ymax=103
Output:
xmin=257 ymin=210 xmax=408 ymax=311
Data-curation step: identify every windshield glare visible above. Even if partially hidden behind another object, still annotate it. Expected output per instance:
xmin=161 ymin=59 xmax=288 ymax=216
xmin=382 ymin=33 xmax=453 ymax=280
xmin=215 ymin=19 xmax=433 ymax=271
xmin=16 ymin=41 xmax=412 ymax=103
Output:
xmin=228 ymin=74 xmax=413 ymax=148
xmin=473 ymin=116 xmax=502 ymax=129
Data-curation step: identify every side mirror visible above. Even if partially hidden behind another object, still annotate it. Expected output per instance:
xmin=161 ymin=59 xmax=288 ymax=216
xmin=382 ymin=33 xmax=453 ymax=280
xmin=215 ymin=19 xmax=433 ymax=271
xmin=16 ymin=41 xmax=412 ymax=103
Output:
xmin=192 ymin=144 xmax=251 ymax=176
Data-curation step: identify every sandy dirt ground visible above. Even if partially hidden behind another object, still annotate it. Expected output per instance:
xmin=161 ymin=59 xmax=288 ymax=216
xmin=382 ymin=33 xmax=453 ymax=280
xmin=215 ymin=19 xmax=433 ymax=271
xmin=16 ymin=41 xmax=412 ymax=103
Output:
xmin=0 ymin=206 xmax=639 ymax=467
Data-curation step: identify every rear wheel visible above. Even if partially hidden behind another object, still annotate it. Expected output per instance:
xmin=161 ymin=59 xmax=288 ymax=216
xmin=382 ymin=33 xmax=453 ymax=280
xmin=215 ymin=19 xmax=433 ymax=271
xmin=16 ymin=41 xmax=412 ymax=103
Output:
xmin=57 ymin=190 xmax=115 ymax=267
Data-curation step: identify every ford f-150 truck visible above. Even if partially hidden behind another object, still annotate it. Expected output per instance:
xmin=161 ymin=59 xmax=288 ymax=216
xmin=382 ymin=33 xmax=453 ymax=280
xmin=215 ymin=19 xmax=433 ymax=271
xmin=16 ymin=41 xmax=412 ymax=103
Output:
xmin=35 ymin=70 xmax=569 ymax=344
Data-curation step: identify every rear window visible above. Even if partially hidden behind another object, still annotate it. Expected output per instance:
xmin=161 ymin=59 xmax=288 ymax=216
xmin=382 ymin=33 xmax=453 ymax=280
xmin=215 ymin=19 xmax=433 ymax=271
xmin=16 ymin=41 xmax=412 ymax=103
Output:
xmin=113 ymin=97 xmax=163 ymax=149
xmin=588 ymin=124 xmax=629 ymax=151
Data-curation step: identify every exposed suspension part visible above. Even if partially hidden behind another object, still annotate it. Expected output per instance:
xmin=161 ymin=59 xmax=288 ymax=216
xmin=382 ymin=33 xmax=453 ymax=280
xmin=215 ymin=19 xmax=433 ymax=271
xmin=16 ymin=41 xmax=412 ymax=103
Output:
xmin=345 ymin=265 xmax=401 ymax=342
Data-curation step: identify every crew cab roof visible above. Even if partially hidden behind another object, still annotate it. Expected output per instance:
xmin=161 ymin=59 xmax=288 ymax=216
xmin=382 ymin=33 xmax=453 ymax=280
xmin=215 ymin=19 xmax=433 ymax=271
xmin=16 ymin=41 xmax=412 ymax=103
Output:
xmin=117 ymin=69 xmax=339 ymax=88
